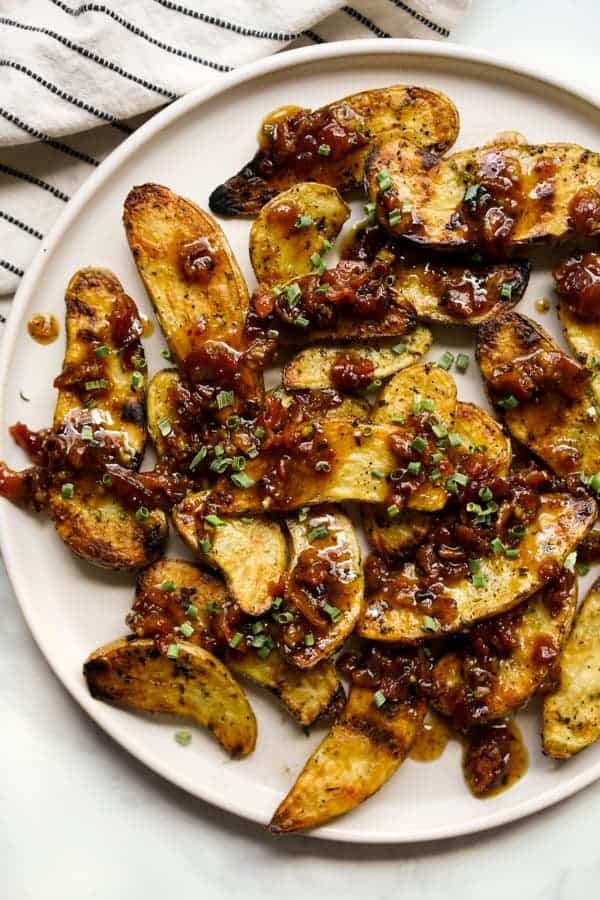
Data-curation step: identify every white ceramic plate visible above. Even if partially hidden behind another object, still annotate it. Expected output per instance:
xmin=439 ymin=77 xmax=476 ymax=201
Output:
xmin=2 ymin=40 xmax=600 ymax=844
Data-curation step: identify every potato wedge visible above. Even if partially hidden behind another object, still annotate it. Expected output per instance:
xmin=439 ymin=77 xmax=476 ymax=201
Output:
xmin=269 ymin=686 xmax=425 ymax=833
xmin=431 ymin=573 xmax=577 ymax=726
xmin=543 ymin=577 xmax=600 ymax=758
xmin=195 ymin=420 xmax=448 ymax=514
xmin=365 ymin=139 xmax=600 ymax=250
xmin=282 ymin=507 xmax=363 ymax=668
xmin=84 ymin=637 xmax=256 ymax=757
xmin=358 ymin=493 xmax=595 ymax=642
xmin=49 ymin=268 xmax=168 ymax=569
xmin=123 ymin=183 xmax=251 ymax=371
xmin=282 ymin=329 xmax=432 ymax=391
xmin=249 ymin=183 xmax=349 ymax=285
xmin=558 ymin=302 xmax=600 ymax=369
xmin=477 ymin=312 xmax=600 ymax=476
xmin=171 ymin=495 xmax=287 ymax=616
xmin=228 ymin=652 xmax=345 ymax=727
xmin=209 ymin=85 xmax=459 ymax=216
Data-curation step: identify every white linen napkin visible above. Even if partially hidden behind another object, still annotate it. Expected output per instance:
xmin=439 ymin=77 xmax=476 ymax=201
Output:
xmin=0 ymin=0 xmax=469 ymax=298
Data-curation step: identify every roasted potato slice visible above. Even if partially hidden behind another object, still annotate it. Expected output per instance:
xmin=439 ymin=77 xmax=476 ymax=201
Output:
xmin=228 ymin=652 xmax=345 ymax=727
xmin=171 ymin=496 xmax=287 ymax=616
xmin=449 ymin=401 xmax=511 ymax=476
xmin=209 ymin=85 xmax=459 ymax=216
xmin=543 ymin=577 xmax=600 ymax=758
xmin=431 ymin=573 xmax=577 ymax=726
xmin=196 ymin=420 xmax=448 ymax=514
xmin=49 ymin=268 xmax=167 ymax=570
xmin=365 ymin=139 xmax=600 ymax=250
xmin=146 ymin=368 xmax=190 ymax=460
xmin=249 ymin=183 xmax=349 ymax=285
xmin=282 ymin=506 xmax=363 ymax=668
xmin=84 ymin=637 xmax=257 ymax=757
xmin=358 ymin=493 xmax=595 ymax=642
xmin=554 ymin=251 xmax=600 ymax=368
xmin=372 ymin=362 xmax=456 ymax=426
xmin=282 ymin=329 xmax=432 ymax=391
xmin=269 ymin=685 xmax=425 ymax=833
xmin=130 ymin=559 xmax=343 ymax=726
xmin=558 ymin=302 xmax=599 ymax=368
xmin=477 ymin=312 xmax=600 ymax=477
xmin=123 ymin=183 xmax=250 ymax=369
xmin=362 ymin=506 xmax=434 ymax=559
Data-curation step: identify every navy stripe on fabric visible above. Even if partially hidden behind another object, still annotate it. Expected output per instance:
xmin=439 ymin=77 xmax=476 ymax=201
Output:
xmin=48 ymin=1 xmax=232 ymax=71
xmin=0 ymin=210 xmax=43 ymax=240
xmin=0 ymin=60 xmax=133 ymax=135
xmin=302 ymin=30 xmax=325 ymax=44
xmin=0 ymin=108 xmax=100 ymax=166
xmin=0 ymin=163 xmax=70 ymax=202
xmin=0 ymin=259 xmax=24 ymax=277
xmin=341 ymin=6 xmax=391 ymax=38
xmin=0 ymin=17 xmax=176 ymax=99
xmin=387 ymin=0 xmax=449 ymax=36
xmin=151 ymin=0 xmax=300 ymax=41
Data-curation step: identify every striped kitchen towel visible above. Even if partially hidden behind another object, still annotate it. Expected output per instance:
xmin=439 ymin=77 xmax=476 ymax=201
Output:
xmin=0 ymin=0 xmax=469 ymax=298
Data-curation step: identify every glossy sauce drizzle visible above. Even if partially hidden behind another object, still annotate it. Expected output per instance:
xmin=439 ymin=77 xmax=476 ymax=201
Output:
xmin=140 ymin=316 xmax=154 ymax=338
xmin=27 ymin=313 xmax=59 ymax=344
xmin=409 ymin=712 xmax=452 ymax=762
xmin=463 ymin=721 xmax=528 ymax=799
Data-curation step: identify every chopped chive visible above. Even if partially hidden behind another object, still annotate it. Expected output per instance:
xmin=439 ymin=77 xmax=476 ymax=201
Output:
xmin=131 ymin=370 xmax=143 ymax=391
xmin=257 ymin=645 xmax=273 ymax=659
xmin=431 ymin=422 xmax=448 ymax=439
xmin=479 ymin=486 xmax=493 ymax=502
xmin=298 ymin=507 xmax=310 ymax=522
xmin=390 ymin=416 xmax=405 ymax=425
xmin=453 ymin=472 xmax=469 ymax=486
xmin=508 ymin=524 xmax=526 ymax=539
xmin=589 ymin=472 xmax=600 ymax=494
xmin=373 ymin=689 xmax=387 ymax=708
xmin=160 ymin=348 xmax=172 ymax=361
xmin=84 ymin=379 xmax=109 ymax=391
xmin=226 ymin=414 xmax=241 ymax=430
xmin=576 ymin=561 xmax=590 ymax=576
xmin=101 ymin=473 xmax=112 ymax=487
xmin=61 ymin=482 xmax=74 ymax=499
xmin=174 ymin=730 xmax=192 ymax=746
xmin=371 ymin=469 xmax=386 ymax=479
xmin=490 ymin=538 xmax=505 ymax=554
xmin=469 ymin=558 xmax=482 ymax=573
xmin=401 ymin=200 xmax=412 ymax=214
xmin=308 ymin=524 xmax=329 ymax=542
xmin=318 ymin=143 xmax=331 ymax=156
xmin=472 ymin=572 xmax=487 ymax=588
xmin=205 ymin=514 xmax=227 ymax=527
xmin=167 ymin=643 xmax=179 ymax=660
xmin=216 ymin=390 xmax=234 ymax=410
xmin=94 ymin=345 xmax=110 ymax=358
xmin=430 ymin=452 xmax=443 ymax=465
xmin=254 ymin=425 xmax=265 ymax=440
xmin=186 ymin=604 xmax=199 ymax=618
xmin=189 ymin=447 xmax=207 ymax=470
xmin=272 ymin=596 xmax=283 ymax=610
xmin=161 ymin=580 xmax=176 ymax=591
xmin=437 ymin=351 xmax=455 ymax=371
xmin=422 ymin=615 xmax=441 ymax=633
xmin=19 ymin=390 xmax=30 ymax=402
xmin=273 ymin=611 xmax=294 ymax=624
xmin=411 ymin=436 xmax=427 ymax=453
xmin=81 ymin=424 xmax=93 ymax=442
xmin=229 ymin=632 xmax=244 ymax=649
xmin=498 ymin=394 xmax=519 ymax=410
xmin=321 ymin=238 xmax=332 ymax=252
xmin=295 ymin=315 xmax=310 ymax=328
xmin=209 ymin=457 xmax=230 ymax=474
xmin=304 ymin=633 xmax=315 ymax=646
xmin=366 ymin=378 xmax=382 ymax=393
xmin=564 ymin=551 xmax=577 ymax=572
xmin=387 ymin=504 xmax=400 ymax=518
xmin=157 ymin=415 xmax=172 ymax=437
xmin=376 ymin=170 xmax=391 ymax=191
xmin=179 ymin=622 xmax=194 ymax=638
xmin=310 ymin=252 xmax=326 ymax=276
xmin=231 ymin=472 xmax=255 ymax=488
xmin=388 ymin=209 xmax=402 ymax=227
xmin=455 ymin=353 xmax=470 ymax=373
xmin=295 ymin=214 xmax=314 ymax=229
xmin=285 ymin=283 xmax=302 ymax=306
xmin=505 ymin=548 xmax=519 ymax=559
xmin=134 ymin=355 xmax=147 ymax=369
xmin=199 ymin=537 xmax=211 ymax=554
xmin=391 ymin=342 xmax=406 ymax=355
xmin=232 ymin=456 xmax=246 ymax=472
xmin=448 ymin=432 xmax=462 ymax=448
xmin=323 ymin=604 xmax=341 ymax=623
xmin=214 ymin=445 xmax=225 ymax=457
xmin=419 ymin=398 xmax=435 ymax=413
xmin=364 ymin=202 xmax=376 ymax=224
xmin=463 ymin=183 xmax=480 ymax=202
xmin=314 ymin=460 xmax=331 ymax=472
xmin=135 ymin=506 xmax=150 ymax=521
xmin=500 ymin=282 xmax=513 ymax=300
xmin=407 ymin=461 xmax=421 ymax=475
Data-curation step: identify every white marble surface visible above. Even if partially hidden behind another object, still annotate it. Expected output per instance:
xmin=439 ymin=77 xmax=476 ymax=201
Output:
xmin=2 ymin=2 xmax=600 ymax=896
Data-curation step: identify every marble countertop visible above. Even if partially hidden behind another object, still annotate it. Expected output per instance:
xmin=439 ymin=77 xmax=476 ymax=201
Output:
xmin=2 ymin=2 xmax=600 ymax=897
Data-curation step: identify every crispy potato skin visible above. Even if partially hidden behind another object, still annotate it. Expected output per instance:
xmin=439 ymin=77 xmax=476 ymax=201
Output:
xmin=365 ymin=140 xmax=600 ymax=250
xmin=209 ymin=86 xmax=459 ymax=216
xmin=477 ymin=312 xmax=600 ymax=477
xmin=282 ymin=329 xmax=432 ymax=391
xmin=123 ymin=183 xmax=250 ymax=365
xmin=50 ymin=267 xmax=168 ymax=570
xmin=269 ymin=686 xmax=425 ymax=833
xmin=284 ymin=507 xmax=364 ymax=668
xmin=84 ymin=637 xmax=257 ymax=757
xmin=171 ymin=495 xmax=288 ymax=616
xmin=543 ymin=577 xmax=600 ymax=758
xmin=189 ymin=420 xmax=448 ymax=514
xmin=359 ymin=493 xmax=596 ymax=642
xmin=249 ymin=183 xmax=349 ymax=285
xmin=432 ymin=576 xmax=577 ymax=725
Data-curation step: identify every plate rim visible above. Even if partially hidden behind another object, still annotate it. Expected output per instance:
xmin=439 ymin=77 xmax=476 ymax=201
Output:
xmin=2 ymin=37 xmax=600 ymax=844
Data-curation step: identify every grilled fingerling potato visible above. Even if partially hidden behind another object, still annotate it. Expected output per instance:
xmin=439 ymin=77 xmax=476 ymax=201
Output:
xmin=269 ymin=685 xmax=425 ymax=833
xmin=543 ymin=577 xmax=600 ymax=759
xmin=209 ymin=85 xmax=459 ymax=216
xmin=50 ymin=268 xmax=168 ymax=569
xmin=358 ymin=493 xmax=595 ymax=642
xmin=365 ymin=140 xmax=600 ymax=250
xmin=84 ymin=637 xmax=257 ymax=758
xmin=249 ymin=183 xmax=349 ymax=285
